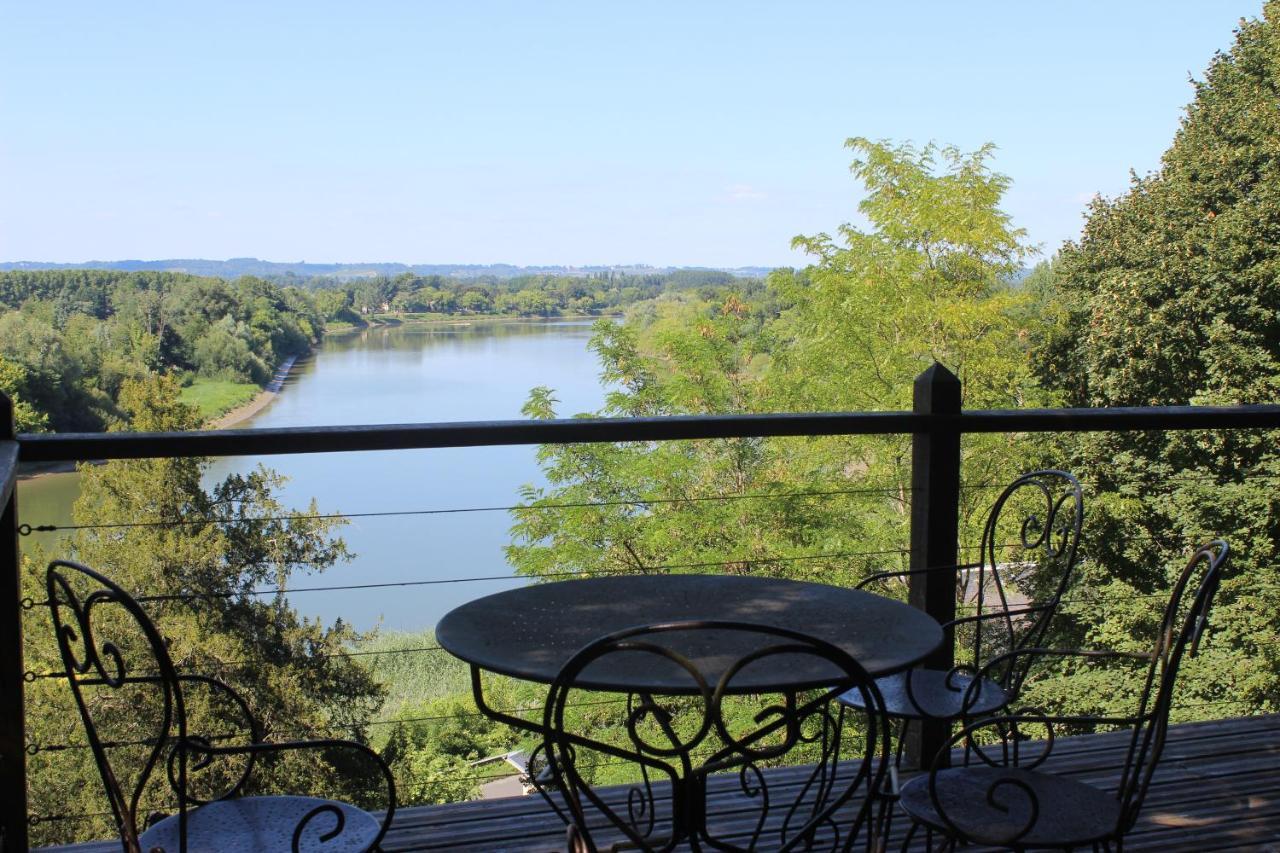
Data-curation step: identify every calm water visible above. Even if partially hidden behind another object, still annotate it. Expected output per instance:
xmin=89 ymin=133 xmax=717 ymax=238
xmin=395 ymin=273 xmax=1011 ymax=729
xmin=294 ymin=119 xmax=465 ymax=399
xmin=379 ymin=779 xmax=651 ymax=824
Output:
xmin=18 ymin=320 xmax=607 ymax=630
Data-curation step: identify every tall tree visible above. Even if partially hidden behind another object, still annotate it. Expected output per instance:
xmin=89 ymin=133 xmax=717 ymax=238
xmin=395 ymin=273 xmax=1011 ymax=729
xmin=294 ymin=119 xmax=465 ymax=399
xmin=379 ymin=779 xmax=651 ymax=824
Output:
xmin=509 ymin=139 xmax=1050 ymax=588
xmin=1030 ymin=3 xmax=1280 ymax=719
xmin=0 ymin=355 xmax=49 ymax=431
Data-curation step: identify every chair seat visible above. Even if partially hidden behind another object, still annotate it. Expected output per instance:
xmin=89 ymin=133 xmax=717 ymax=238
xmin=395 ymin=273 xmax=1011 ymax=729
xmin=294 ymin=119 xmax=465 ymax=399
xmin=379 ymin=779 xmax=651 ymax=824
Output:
xmin=839 ymin=668 xmax=1008 ymax=720
xmin=140 ymin=796 xmax=381 ymax=853
xmin=898 ymin=766 xmax=1121 ymax=848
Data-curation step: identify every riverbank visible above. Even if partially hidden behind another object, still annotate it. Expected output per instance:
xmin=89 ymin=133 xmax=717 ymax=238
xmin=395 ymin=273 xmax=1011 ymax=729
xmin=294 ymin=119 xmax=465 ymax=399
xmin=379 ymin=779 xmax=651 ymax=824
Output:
xmin=207 ymin=354 xmax=299 ymax=429
xmin=348 ymin=311 xmax=613 ymax=329
xmin=15 ymin=317 xmax=595 ymax=480
xmin=17 ymin=355 xmax=303 ymax=480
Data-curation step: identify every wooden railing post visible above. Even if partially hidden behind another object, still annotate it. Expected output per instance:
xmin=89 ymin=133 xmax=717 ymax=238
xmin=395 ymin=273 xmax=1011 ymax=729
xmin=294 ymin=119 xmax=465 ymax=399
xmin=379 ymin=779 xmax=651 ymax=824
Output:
xmin=906 ymin=363 xmax=961 ymax=769
xmin=0 ymin=391 xmax=28 ymax=852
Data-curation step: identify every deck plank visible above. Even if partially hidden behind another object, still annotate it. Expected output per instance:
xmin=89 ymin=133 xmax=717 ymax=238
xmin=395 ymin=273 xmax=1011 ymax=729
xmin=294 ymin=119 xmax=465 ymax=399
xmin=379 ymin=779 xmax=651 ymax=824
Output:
xmin=39 ymin=714 xmax=1280 ymax=852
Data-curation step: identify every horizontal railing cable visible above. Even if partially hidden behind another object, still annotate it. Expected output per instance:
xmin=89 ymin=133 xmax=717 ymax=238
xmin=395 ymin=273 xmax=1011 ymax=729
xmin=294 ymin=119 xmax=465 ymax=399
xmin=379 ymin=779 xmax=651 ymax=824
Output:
xmin=23 ymin=468 xmax=1276 ymax=536
xmin=19 ymin=547 xmax=914 ymax=612
xmin=28 ymin=809 xmax=122 ymax=826
xmin=27 ymin=757 xmax=641 ymax=822
xmin=29 ymin=682 xmax=1273 ymax=758
xmin=15 ymin=484 xmax=906 ymax=536
xmin=16 ymin=530 xmax=1233 ymax=618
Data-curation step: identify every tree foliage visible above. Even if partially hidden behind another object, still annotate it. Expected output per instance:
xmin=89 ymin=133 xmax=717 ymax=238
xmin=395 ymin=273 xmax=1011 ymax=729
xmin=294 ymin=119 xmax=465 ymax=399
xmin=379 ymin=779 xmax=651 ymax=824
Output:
xmin=21 ymin=376 xmax=384 ymax=844
xmin=509 ymin=138 xmax=1048 ymax=594
xmin=1029 ymin=2 xmax=1280 ymax=719
xmin=0 ymin=271 xmax=324 ymax=431
xmin=311 ymin=269 xmax=765 ymax=323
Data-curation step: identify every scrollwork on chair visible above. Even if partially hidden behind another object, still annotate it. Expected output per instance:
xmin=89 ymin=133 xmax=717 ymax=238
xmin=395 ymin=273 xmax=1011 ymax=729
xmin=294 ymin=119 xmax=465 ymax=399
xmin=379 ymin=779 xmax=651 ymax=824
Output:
xmin=898 ymin=540 xmax=1230 ymax=852
xmin=45 ymin=559 xmax=396 ymax=853
xmin=920 ymin=708 xmax=1061 ymax=847
xmin=972 ymin=470 xmax=1086 ymax=696
xmin=845 ymin=471 xmax=1084 ymax=742
xmin=47 ymin=562 xmax=182 ymax=849
xmin=539 ymin=620 xmax=890 ymax=853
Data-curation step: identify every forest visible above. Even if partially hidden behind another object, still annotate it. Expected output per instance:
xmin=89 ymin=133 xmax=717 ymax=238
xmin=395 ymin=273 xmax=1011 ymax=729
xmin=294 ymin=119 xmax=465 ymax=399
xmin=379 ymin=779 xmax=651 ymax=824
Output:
xmin=0 ymin=266 xmax=755 ymax=433
xmin=0 ymin=271 xmax=324 ymax=432
xmin=15 ymin=3 xmax=1280 ymax=844
xmin=307 ymin=267 xmax=760 ymax=327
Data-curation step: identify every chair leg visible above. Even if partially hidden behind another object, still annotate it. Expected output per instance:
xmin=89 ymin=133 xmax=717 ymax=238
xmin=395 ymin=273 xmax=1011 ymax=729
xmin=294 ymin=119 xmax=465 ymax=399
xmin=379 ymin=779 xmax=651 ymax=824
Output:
xmin=871 ymin=762 xmax=900 ymax=853
xmin=875 ymin=716 xmax=909 ymax=849
xmin=899 ymin=820 xmax=931 ymax=853
xmin=898 ymin=820 xmax=916 ymax=852
xmin=894 ymin=717 xmax=912 ymax=769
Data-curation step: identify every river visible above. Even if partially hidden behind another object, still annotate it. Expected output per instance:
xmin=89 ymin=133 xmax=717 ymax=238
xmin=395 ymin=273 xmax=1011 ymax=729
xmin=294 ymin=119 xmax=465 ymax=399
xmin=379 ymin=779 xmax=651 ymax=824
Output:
xmin=17 ymin=319 xmax=608 ymax=631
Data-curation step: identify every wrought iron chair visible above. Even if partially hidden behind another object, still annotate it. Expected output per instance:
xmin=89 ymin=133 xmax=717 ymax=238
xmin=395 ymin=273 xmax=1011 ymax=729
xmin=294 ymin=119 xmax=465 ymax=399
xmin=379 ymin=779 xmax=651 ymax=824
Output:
xmin=896 ymin=539 xmax=1230 ymax=852
xmin=536 ymin=620 xmax=893 ymax=852
xmin=45 ymin=559 xmax=396 ymax=853
xmin=839 ymin=470 xmax=1085 ymax=762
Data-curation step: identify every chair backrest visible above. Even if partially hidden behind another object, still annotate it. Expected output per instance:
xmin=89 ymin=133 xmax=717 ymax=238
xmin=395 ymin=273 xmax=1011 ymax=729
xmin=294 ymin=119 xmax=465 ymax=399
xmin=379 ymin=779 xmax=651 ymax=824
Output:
xmin=1116 ymin=539 xmax=1229 ymax=832
xmin=540 ymin=620 xmax=890 ymax=852
xmin=969 ymin=469 xmax=1084 ymax=692
xmin=45 ymin=559 xmax=188 ymax=852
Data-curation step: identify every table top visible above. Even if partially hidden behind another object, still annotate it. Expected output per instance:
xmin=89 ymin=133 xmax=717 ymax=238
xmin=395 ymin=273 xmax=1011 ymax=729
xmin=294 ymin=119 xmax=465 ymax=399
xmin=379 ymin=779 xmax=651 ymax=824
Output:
xmin=436 ymin=574 xmax=942 ymax=694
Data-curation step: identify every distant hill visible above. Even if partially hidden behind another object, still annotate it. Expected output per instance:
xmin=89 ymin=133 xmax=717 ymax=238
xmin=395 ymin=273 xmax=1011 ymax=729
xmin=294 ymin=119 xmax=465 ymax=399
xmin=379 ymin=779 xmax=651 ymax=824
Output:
xmin=0 ymin=258 xmax=776 ymax=281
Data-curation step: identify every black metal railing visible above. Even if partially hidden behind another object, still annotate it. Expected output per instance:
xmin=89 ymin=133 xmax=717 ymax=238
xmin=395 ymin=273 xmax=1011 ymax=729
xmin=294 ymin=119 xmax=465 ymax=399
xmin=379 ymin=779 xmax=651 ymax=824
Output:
xmin=5 ymin=363 xmax=1280 ymax=851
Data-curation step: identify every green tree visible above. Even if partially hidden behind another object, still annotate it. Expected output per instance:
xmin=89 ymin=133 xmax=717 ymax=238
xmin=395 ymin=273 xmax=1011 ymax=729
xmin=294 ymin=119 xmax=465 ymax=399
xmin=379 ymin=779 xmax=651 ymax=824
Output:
xmin=21 ymin=376 xmax=385 ymax=844
xmin=193 ymin=315 xmax=271 ymax=383
xmin=0 ymin=310 xmax=108 ymax=431
xmin=0 ymin=269 xmax=325 ymax=431
xmin=1029 ymin=3 xmax=1280 ymax=719
xmin=509 ymin=139 xmax=1050 ymax=588
xmin=766 ymin=138 xmax=1053 ymax=557
xmin=0 ymin=355 xmax=49 ymax=431
xmin=774 ymin=138 xmax=1038 ymax=413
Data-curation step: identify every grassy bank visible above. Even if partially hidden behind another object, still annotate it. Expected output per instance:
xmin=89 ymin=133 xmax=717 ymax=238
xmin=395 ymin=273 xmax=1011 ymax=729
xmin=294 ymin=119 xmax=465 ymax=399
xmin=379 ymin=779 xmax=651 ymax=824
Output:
xmin=357 ymin=629 xmax=471 ymax=717
xmin=179 ymin=379 xmax=261 ymax=419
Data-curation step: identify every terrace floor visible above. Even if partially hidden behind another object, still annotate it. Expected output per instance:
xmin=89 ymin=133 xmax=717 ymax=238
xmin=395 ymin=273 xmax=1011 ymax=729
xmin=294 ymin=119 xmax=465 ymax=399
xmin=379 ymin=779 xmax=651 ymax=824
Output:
xmin=47 ymin=713 xmax=1280 ymax=852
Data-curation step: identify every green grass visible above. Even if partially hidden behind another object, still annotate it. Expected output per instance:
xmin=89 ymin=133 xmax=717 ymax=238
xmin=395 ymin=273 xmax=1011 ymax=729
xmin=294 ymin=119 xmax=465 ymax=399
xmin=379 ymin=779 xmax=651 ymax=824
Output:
xmin=357 ymin=629 xmax=471 ymax=716
xmin=179 ymin=379 xmax=261 ymax=420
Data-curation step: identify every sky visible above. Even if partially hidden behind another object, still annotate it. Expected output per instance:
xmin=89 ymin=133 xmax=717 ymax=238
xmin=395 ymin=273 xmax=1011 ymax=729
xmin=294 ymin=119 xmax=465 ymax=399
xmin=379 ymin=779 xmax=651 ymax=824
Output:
xmin=0 ymin=1 xmax=1267 ymax=268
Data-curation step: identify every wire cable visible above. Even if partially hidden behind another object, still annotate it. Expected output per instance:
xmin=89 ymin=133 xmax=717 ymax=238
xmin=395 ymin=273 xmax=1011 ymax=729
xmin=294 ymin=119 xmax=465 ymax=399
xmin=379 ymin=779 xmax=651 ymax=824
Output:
xmin=17 ymin=484 xmax=907 ymax=536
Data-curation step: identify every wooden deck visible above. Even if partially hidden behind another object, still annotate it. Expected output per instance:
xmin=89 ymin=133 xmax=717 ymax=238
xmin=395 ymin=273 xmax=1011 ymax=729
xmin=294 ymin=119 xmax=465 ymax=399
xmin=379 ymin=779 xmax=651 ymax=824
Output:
xmin=45 ymin=714 xmax=1280 ymax=852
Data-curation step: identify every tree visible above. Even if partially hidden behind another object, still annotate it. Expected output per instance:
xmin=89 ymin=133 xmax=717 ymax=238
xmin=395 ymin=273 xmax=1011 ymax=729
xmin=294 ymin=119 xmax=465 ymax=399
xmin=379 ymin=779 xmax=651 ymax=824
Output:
xmin=509 ymin=139 xmax=1050 ymax=589
xmin=774 ymin=138 xmax=1038 ymax=413
xmin=1029 ymin=3 xmax=1280 ymax=720
xmin=459 ymin=290 xmax=492 ymax=314
xmin=767 ymin=138 xmax=1054 ymax=553
xmin=193 ymin=315 xmax=270 ymax=383
xmin=0 ymin=269 xmax=325 ymax=431
xmin=0 ymin=309 xmax=108 ymax=431
xmin=21 ymin=376 xmax=384 ymax=844
xmin=0 ymin=355 xmax=49 ymax=431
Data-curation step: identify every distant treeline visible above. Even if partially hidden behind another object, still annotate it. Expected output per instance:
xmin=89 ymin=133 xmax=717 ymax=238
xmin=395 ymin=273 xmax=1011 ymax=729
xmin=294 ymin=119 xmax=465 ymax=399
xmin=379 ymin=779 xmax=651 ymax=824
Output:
xmin=0 ymin=257 xmax=775 ymax=281
xmin=0 ymin=268 xmax=761 ymax=432
xmin=310 ymin=268 xmax=765 ymax=324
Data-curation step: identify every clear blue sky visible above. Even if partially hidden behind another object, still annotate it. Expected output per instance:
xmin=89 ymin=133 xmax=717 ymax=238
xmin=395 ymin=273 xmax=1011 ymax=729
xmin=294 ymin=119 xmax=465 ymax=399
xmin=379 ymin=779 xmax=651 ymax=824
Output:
xmin=0 ymin=1 xmax=1265 ymax=267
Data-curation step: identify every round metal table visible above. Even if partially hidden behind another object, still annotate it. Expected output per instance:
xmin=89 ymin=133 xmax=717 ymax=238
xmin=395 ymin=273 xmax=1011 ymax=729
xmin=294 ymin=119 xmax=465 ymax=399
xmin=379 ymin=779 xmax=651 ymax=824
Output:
xmin=437 ymin=573 xmax=942 ymax=690
xmin=436 ymin=574 xmax=942 ymax=851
